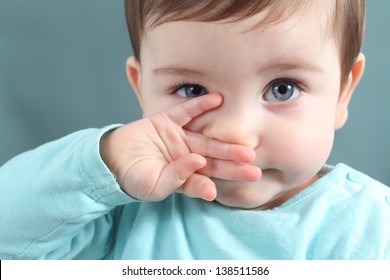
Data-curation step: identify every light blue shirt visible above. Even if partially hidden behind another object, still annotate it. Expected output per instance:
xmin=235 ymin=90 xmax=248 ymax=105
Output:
xmin=1 ymin=126 xmax=389 ymax=259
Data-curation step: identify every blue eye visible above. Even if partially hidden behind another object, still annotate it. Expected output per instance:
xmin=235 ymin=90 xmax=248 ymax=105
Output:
xmin=176 ymin=84 xmax=208 ymax=98
xmin=264 ymin=80 xmax=300 ymax=102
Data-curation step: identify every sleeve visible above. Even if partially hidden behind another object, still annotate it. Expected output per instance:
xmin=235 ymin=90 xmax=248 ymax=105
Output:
xmin=0 ymin=125 xmax=135 ymax=259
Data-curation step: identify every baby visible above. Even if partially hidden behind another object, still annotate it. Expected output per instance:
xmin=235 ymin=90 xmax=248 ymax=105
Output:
xmin=0 ymin=0 xmax=389 ymax=259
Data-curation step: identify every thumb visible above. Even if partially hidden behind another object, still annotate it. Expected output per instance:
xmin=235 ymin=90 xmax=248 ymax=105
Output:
xmin=153 ymin=153 xmax=206 ymax=200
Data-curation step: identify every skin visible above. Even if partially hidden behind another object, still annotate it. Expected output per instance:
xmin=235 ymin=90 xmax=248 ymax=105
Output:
xmin=101 ymin=5 xmax=365 ymax=210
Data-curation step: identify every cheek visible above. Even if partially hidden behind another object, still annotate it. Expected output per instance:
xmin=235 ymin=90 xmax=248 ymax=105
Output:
xmin=140 ymin=88 xmax=183 ymax=117
xmin=143 ymin=97 xmax=176 ymax=116
xmin=139 ymin=73 xmax=185 ymax=117
xmin=266 ymin=111 xmax=336 ymax=174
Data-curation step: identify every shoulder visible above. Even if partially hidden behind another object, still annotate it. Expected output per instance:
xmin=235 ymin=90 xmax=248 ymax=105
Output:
xmin=314 ymin=163 xmax=390 ymax=233
xmin=276 ymin=163 xmax=390 ymax=259
xmin=278 ymin=163 xmax=390 ymax=229
xmin=311 ymin=163 xmax=390 ymax=213
xmin=331 ymin=163 xmax=390 ymax=200
xmin=279 ymin=163 xmax=390 ymax=211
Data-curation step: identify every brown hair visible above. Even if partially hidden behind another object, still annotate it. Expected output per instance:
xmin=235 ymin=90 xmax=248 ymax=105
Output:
xmin=124 ymin=0 xmax=366 ymax=83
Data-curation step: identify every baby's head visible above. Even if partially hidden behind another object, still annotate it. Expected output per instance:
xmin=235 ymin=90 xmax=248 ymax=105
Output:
xmin=124 ymin=0 xmax=366 ymax=209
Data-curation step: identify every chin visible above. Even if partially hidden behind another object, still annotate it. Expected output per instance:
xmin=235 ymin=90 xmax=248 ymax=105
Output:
xmin=213 ymin=179 xmax=277 ymax=210
xmin=213 ymin=168 xmax=323 ymax=210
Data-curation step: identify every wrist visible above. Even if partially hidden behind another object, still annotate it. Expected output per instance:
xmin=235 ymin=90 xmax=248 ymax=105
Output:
xmin=99 ymin=127 xmax=121 ymax=179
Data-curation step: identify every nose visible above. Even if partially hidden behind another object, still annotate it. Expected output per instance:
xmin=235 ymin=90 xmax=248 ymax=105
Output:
xmin=202 ymin=100 xmax=261 ymax=149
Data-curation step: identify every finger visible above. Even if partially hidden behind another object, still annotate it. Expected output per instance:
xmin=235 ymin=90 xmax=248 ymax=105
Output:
xmin=153 ymin=153 xmax=206 ymax=200
xmin=197 ymin=158 xmax=262 ymax=182
xmin=186 ymin=131 xmax=256 ymax=163
xmin=177 ymin=173 xmax=217 ymax=201
xmin=166 ymin=93 xmax=223 ymax=127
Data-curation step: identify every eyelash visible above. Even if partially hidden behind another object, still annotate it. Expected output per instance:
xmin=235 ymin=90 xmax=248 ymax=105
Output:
xmin=169 ymin=80 xmax=198 ymax=94
xmin=168 ymin=78 xmax=307 ymax=101
xmin=268 ymin=78 xmax=306 ymax=92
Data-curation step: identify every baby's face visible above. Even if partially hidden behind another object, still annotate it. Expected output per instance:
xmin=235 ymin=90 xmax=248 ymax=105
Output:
xmin=132 ymin=6 xmax=350 ymax=209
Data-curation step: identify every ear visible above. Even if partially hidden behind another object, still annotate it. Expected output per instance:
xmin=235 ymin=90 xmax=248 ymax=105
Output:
xmin=335 ymin=53 xmax=365 ymax=130
xmin=126 ymin=56 xmax=144 ymax=109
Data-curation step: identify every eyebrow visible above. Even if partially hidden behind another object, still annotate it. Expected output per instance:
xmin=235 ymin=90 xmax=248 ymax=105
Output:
xmin=152 ymin=59 xmax=323 ymax=79
xmin=256 ymin=59 xmax=324 ymax=74
xmin=153 ymin=67 xmax=208 ymax=79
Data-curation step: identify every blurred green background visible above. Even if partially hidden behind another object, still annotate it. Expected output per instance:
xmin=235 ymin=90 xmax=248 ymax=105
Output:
xmin=0 ymin=0 xmax=389 ymax=185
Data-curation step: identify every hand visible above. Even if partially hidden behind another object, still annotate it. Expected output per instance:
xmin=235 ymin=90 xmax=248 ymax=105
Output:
xmin=100 ymin=93 xmax=261 ymax=202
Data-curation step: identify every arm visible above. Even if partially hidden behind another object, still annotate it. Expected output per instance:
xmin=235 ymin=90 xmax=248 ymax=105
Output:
xmin=0 ymin=125 xmax=133 ymax=259
xmin=0 ymin=93 xmax=260 ymax=259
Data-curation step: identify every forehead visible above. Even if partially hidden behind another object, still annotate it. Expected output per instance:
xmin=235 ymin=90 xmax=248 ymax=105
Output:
xmin=141 ymin=3 xmax=335 ymax=69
